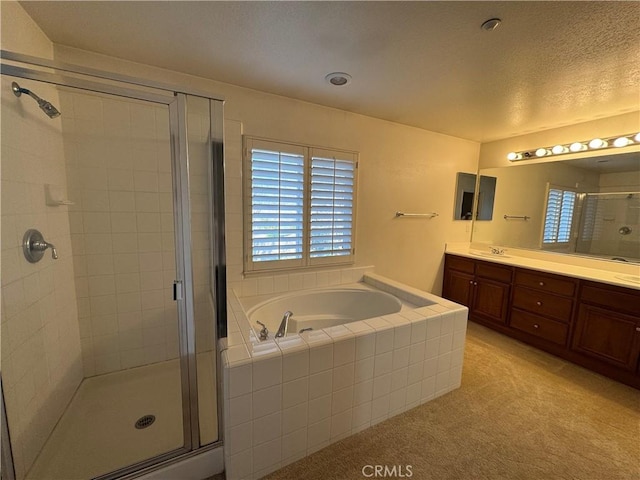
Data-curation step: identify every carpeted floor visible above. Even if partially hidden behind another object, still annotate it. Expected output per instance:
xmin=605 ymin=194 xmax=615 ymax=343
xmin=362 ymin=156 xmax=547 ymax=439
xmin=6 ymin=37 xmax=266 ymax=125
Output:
xmin=264 ymin=322 xmax=640 ymax=480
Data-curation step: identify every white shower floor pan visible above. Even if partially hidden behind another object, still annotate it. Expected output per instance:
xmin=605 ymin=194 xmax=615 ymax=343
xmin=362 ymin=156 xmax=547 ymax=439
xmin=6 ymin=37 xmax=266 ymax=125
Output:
xmin=26 ymin=353 xmax=216 ymax=480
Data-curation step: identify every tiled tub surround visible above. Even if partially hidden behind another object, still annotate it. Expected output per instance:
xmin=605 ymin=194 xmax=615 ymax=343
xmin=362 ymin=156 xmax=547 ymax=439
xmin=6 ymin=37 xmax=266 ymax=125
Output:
xmin=221 ymin=271 xmax=468 ymax=480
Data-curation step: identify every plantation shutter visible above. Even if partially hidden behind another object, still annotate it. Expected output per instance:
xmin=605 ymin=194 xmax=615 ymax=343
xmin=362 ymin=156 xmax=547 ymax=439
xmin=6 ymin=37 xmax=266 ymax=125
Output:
xmin=244 ymin=138 xmax=357 ymax=271
xmin=309 ymin=153 xmax=356 ymax=262
xmin=542 ymin=186 xmax=576 ymax=245
xmin=249 ymin=145 xmax=305 ymax=265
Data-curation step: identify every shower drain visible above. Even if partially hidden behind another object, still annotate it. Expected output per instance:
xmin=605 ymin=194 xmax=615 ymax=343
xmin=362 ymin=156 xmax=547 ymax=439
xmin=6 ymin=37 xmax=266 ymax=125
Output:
xmin=135 ymin=415 xmax=156 ymax=429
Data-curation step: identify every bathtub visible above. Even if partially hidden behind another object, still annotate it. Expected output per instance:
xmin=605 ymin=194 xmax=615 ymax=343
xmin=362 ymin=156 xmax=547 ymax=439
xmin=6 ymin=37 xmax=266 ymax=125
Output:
xmin=223 ymin=271 xmax=469 ymax=480
xmin=245 ymin=283 xmax=434 ymax=338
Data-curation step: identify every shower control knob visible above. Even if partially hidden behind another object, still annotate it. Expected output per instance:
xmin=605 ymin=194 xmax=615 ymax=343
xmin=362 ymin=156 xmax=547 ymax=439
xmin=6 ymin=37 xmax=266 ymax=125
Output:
xmin=23 ymin=229 xmax=58 ymax=263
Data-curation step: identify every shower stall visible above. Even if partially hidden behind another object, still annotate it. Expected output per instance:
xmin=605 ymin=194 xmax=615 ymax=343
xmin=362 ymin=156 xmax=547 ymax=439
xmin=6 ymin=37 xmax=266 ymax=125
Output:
xmin=1 ymin=52 xmax=226 ymax=479
xmin=575 ymin=191 xmax=640 ymax=261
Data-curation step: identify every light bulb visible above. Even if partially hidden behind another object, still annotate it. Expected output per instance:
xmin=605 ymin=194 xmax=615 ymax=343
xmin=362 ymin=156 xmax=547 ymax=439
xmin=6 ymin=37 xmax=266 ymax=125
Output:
xmin=589 ymin=138 xmax=606 ymax=149
xmin=613 ymin=136 xmax=631 ymax=148
xmin=507 ymin=152 xmax=518 ymax=161
xmin=635 ymin=133 xmax=640 ymax=142
xmin=569 ymin=142 xmax=584 ymax=152
xmin=551 ymin=145 xmax=565 ymax=155
xmin=535 ymin=148 xmax=548 ymax=157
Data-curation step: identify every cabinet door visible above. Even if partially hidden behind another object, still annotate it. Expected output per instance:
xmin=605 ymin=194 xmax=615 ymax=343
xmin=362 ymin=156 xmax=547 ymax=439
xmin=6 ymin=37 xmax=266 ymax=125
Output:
xmin=572 ymin=304 xmax=640 ymax=371
xmin=472 ymin=278 xmax=510 ymax=325
xmin=443 ymin=269 xmax=474 ymax=307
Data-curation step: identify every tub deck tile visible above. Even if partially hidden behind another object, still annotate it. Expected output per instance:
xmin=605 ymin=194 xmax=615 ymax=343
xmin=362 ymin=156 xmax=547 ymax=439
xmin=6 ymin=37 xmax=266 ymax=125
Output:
xmin=345 ymin=320 xmax=374 ymax=336
xmin=325 ymin=324 xmax=354 ymax=340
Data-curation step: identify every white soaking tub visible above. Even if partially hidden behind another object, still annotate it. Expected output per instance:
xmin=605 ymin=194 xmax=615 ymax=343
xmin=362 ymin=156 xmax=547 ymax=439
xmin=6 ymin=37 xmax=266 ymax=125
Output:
xmin=246 ymin=283 xmax=430 ymax=336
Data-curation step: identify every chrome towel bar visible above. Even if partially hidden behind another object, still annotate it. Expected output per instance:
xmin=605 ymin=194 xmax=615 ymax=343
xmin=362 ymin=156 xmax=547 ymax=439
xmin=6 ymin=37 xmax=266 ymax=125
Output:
xmin=503 ymin=215 xmax=530 ymax=220
xmin=395 ymin=211 xmax=439 ymax=218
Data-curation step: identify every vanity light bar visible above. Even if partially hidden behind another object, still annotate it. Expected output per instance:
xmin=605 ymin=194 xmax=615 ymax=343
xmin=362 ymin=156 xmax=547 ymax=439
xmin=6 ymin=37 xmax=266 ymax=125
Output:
xmin=507 ymin=132 xmax=640 ymax=162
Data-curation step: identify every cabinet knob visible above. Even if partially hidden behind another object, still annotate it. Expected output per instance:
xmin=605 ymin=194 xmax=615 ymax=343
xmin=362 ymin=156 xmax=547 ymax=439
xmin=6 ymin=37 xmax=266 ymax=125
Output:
xmin=536 ymin=301 xmax=542 ymax=306
xmin=636 ymin=327 xmax=640 ymax=332
xmin=474 ymin=282 xmax=478 ymax=286
xmin=533 ymin=324 xmax=540 ymax=329
xmin=539 ymin=281 xmax=545 ymax=286
xmin=469 ymin=280 xmax=473 ymax=285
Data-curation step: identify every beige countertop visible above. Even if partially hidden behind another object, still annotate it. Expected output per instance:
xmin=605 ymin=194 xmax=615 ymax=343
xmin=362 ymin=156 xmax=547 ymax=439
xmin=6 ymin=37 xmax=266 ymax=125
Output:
xmin=445 ymin=243 xmax=640 ymax=291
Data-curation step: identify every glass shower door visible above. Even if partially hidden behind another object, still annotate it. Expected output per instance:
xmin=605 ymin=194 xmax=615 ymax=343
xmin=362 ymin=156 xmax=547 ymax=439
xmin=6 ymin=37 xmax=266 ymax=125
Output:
xmin=1 ymin=77 xmax=187 ymax=480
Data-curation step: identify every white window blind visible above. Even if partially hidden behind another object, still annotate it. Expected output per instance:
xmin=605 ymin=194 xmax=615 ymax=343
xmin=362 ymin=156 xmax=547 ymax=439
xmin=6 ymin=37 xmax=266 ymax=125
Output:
xmin=244 ymin=138 xmax=357 ymax=272
xmin=310 ymin=156 xmax=355 ymax=259
xmin=543 ymin=186 xmax=576 ymax=244
xmin=250 ymin=148 xmax=304 ymax=262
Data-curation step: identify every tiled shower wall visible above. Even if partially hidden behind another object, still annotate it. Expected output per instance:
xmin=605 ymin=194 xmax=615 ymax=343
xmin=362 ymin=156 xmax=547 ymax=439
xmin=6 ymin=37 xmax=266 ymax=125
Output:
xmin=60 ymin=90 xmax=180 ymax=376
xmin=1 ymin=77 xmax=83 ymax=479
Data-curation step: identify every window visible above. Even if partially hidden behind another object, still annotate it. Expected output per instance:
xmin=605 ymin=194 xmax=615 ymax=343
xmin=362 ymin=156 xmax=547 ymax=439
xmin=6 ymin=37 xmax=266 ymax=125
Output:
xmin=244 ymin=138 xmax=357 ymax=272
xmin=542 ymin=185 xmax=577 ymax=246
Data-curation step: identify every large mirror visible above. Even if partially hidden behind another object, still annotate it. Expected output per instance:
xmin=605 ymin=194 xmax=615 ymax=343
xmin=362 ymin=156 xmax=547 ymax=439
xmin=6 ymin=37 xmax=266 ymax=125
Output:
xmin=471 ymin=151 xmax=640 ymax=263
xmin=454 ymin=172 xmax=497 ymax=221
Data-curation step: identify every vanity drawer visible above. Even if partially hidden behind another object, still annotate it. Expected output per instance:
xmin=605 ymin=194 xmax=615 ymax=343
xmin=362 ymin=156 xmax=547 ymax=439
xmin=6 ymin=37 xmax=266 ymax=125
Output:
xmin=445 ymin=254 xmax=475 ymax=274
xmin=515 ymin=269 xmax=577 ymax=297
xmin=511 ymin=309 xmax=569 ymax=345
xmin=579 ymin=282 xmax=640 ymax=317
xmin=476 ymin=261 xmax=513 ymax=283
xmin=512 ymin=286 xmax=574 ymax=322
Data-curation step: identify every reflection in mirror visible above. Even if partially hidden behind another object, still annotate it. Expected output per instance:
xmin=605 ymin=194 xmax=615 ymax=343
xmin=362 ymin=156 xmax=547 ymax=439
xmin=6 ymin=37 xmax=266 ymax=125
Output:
xmin=454 ymin=173 xmax=497 ymax=221
xmin=477 ymin=175 xmax=497 ymax=221
xmin=454 ymin=173 xmax=476 ymax=220
xmin=575 ymin=191 xmax=640 ymax=260
xmin=472 ymin=151 xmax=640 ymax=263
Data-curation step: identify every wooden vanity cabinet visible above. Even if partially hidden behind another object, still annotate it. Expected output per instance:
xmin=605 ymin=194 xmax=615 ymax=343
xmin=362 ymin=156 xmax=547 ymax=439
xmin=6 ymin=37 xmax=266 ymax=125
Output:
xmin=572 ymin=282 xmax=640 ymax=372
xmin=443 ymin=255 xmax=512 ymax=326
xmin=443 ymin=254 xmax=640 ymax=388
xmin=442 ymin=255 xmax=474 ymax=307
xmin=510 ymin=269 xmax=578 ymax=346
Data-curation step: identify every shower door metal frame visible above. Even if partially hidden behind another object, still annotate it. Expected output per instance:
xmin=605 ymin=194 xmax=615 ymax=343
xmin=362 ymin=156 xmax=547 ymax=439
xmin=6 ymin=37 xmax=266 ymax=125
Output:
xmin=0 ymin=52 xmax=225 ymax=480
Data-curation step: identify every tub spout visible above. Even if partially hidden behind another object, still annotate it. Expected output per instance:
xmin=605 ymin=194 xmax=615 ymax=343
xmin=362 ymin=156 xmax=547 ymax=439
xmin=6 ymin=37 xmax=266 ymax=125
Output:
xmin=275 ymin=311 xmax=293 ymax=338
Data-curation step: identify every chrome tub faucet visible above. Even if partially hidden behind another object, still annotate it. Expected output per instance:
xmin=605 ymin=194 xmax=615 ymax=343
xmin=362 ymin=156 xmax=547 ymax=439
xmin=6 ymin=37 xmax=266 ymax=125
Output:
xmin=275 ymin=311 xmax=293 ymax=338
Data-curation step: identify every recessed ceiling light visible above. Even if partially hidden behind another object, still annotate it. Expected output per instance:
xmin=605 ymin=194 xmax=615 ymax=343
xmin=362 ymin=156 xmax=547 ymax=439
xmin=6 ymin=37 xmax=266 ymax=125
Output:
xmin=325 ymin=72 xmax=352 ymax=86
xmin=481 ymin=18 xmax=502 ymax=31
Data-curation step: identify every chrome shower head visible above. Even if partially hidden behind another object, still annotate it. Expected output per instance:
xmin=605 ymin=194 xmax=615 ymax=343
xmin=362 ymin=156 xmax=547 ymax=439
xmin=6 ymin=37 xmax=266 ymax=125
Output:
xmin=12 ymin=81 xmax=61 ymax=118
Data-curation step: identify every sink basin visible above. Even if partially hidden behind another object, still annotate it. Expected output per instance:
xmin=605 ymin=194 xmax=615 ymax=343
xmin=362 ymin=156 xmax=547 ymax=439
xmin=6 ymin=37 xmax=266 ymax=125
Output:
xmin=470 ymin=251 xmax=512 ymax=259
xmin=614 ymin=274 xmax=640 ymax=284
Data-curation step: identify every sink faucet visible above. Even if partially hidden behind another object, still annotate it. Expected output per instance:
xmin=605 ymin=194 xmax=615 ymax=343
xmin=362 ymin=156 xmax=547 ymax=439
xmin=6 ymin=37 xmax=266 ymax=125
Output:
xmin=275 ymin=311 xmax=293 ymax=338
xmin=490 ymin=247 xmax=505 ymax=255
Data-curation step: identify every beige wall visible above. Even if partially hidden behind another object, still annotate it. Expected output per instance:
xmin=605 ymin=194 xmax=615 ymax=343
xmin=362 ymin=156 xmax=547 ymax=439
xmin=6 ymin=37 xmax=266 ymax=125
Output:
xmin=599 ymin=171 xmax=640 ymax=192
xmin=1 ymin=3 xmax=83 ymax=478
xmin=52 ymin=46 xmax=479 ymax=295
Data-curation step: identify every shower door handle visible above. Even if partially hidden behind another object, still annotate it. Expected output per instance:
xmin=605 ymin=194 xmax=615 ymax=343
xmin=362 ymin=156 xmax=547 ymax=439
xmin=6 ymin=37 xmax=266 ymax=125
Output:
xmin=173 ymin=281 xmax=184 ymax=301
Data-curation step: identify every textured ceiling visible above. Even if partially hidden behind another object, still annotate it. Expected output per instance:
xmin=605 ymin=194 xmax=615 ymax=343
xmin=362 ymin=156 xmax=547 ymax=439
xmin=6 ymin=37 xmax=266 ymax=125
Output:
xmin=19 ymin=1 xmax=640 ymax=142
